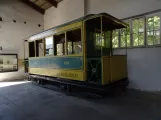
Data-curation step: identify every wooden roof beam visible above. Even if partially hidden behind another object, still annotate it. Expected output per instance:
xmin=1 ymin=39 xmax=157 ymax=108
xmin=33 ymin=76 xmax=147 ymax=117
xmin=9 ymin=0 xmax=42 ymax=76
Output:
xmin=46 ymin=0 xmax=58 ymax=8
xmin=21 ymin=0 xmax=45 ymax=14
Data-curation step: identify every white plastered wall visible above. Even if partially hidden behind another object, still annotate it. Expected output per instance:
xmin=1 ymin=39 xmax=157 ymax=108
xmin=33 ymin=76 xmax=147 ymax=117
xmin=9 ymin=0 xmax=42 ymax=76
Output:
xmin=0 ymin=1 xmax=43 ymax=81
xmin=87 ymin=0 xmax=161 ymax=19
xmin=44 ymin=0 xmax=85 ymax=30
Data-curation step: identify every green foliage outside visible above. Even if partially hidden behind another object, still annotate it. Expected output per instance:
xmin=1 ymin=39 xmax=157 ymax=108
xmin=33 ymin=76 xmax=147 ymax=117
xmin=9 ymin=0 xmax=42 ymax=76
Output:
xmin=120 ymin=21 xmax=130 ymax=47
xmin=147 ymin=16 xmax=160 ymax=45
xmin=112 ymin=16 xmax=160 ymax=48
xmin=95 ymin=33 xmax=105 ymax=47
xmin=112 ymin=30 xmax=119 ymax=48
xmin=132 ymin=18 xmax=144 ymax=46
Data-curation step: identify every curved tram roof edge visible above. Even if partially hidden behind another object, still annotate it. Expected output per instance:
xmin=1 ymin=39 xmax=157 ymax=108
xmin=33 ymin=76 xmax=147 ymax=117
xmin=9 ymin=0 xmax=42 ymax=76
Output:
xmin=27 ymin=13 xmax=128 ymax=42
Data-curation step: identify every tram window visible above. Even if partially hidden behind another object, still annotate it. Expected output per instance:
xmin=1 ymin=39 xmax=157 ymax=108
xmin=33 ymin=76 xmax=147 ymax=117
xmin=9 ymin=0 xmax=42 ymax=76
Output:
xmin=95 ymin=31 xmax=105 ymax=47
xmin=54 ymin=33 xmax=65 ymax=56
xmin=36 ymin=39 xmax=44 ymax=57
xmin=86 ymin=16 xmax=117 ymax=57
xmin=95 ymin=31 xmax=111 ymax=48
xmin=86 ymin=17 xmax=102 ymax=57
xmin=45 ymin=36 xmax=53 ymax=55
xmin=67 ymin=28 xmax=82 ymax=55
xmin=112 ymin=30 xmax=119 ymax=48
xmin=29 ymin=42 xmax=35 ymax=57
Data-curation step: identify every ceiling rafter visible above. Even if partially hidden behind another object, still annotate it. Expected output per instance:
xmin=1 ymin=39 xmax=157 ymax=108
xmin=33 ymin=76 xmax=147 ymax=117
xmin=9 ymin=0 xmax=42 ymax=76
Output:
xmin=20 ymin=0 xmax=62 ymax=14
xmin=21 ymin=0 xmax=45 ymax=14
xmin=46 ymin=0 xmax=58 ymax=8
xmin=33 ymin=0 xmax=39 ymax=3
xmin=40 ymin=1 xmax=48 ymax=7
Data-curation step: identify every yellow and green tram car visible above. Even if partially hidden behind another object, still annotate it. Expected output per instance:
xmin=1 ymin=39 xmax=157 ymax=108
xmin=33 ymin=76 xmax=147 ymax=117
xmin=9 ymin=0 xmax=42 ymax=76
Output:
xmin=25 ymin=13 xmax=128 ymax=93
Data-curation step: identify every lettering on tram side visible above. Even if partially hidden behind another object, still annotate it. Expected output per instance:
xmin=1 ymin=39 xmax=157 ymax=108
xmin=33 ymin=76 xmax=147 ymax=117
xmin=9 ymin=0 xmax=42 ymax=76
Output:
xmin=57 ymin=72 xmax=79 ymax=79
xmin=64 ymin=61 xmax=70 ymax=65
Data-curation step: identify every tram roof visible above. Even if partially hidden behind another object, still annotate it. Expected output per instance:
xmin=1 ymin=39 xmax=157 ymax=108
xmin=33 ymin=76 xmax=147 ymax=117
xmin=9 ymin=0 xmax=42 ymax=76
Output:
xmin=27 ymin=13 xmax=128 ymax=41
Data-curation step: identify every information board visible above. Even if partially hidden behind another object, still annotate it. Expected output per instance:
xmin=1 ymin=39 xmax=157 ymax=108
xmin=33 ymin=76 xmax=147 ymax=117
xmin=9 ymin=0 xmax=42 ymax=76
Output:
xmin=0 ymin=54 xmax=18 ymax=73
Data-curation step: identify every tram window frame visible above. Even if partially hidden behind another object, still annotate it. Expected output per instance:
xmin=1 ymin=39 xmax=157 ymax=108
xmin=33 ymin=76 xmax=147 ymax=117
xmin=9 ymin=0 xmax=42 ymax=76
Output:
xmin=35 ymin=39 xmax=44 ymax=57
xmin=45 ymin=36 xmax=54 ymax=56
xmin=54 ymin=33 xmax=66 ymax=56
xmin=29 ymin=41 xmax=35 ymax=57
xmin=66 ymin=28 xmax=82 ymax=55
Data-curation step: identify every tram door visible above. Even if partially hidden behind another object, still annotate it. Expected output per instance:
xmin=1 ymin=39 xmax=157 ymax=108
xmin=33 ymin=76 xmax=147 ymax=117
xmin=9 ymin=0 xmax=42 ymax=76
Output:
xmin=86 ymin=17 xmax=102 ymax=84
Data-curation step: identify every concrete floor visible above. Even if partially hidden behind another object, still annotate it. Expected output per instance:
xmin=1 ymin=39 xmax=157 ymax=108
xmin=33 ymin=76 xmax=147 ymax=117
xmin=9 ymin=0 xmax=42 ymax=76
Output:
xmin=0 ymin=81 xmax=161 ymax=120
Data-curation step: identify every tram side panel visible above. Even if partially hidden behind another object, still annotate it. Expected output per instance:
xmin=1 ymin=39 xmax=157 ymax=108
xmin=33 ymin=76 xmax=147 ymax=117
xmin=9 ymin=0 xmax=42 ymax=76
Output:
xmin=102 ymin=55 xmax=127 ymax=85
xmin=28 ymin=56 xmax=85 ymax=81
xmin=110 ymin=55 xmax=127 ymax=82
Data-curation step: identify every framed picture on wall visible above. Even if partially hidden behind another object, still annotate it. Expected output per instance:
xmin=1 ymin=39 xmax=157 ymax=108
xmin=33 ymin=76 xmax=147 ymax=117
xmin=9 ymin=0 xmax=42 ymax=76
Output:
xmin=0 ymin=54 xmax=18 ymax=73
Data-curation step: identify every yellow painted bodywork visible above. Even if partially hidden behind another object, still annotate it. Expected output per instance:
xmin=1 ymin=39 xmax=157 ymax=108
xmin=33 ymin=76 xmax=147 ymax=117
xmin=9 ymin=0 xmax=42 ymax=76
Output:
xmin=102 ymin=57 xmax=111 ymax=85
xmin=29 ymin=68 xmax=85 ymax=81
xmin=83 ymin=21 xmax=87 ymax=81
xmin=102 ymin=56 xmax=127 ymax=85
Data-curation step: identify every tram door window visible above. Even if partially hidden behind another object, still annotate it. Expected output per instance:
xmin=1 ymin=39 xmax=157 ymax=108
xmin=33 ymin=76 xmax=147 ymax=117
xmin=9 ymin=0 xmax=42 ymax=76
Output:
xmin=67 ymin=28 xmax=82 ymax=55
xmin=45 ymin=36 xmax=53 ymax=55
xmin=36 ymin=39 xmax=44 ymax=57
xmin=86 ymin=17 xmax=114 ymax=57
xmin=86 ymin=17 xmax=102 ymax=57
xmin=29 ymin=42 xmax=35 ymax=57
xmin=54 ymin=33 xmax=65 ymax=56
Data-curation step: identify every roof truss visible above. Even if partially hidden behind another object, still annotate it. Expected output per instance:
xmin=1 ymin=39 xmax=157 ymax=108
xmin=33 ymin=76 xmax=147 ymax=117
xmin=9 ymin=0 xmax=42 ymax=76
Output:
xmin=21 ymin=0 xmax=60 ymax=14
xmin=21 ymin=0 xmax=45 ymax=14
